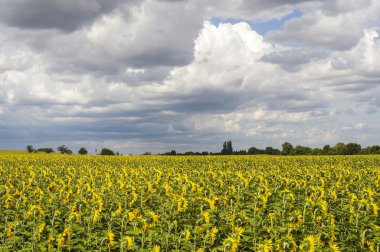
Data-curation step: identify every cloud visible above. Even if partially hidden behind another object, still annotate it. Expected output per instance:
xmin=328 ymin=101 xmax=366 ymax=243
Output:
xmin=266 ymin=0 xmax=380 ymax=50
xmin=0 ymin=0 xmax=379 ymax=153
xmin=261 ymin=48 xmax=328 ymax=71
xmin=2 ymin=0 xmax=205 ymax=84
xmin=0 ymin=0 xmax=130 ymax=32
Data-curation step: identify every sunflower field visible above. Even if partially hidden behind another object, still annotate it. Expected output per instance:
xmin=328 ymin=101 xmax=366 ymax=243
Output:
xmin=0 ymin=153 xmax=380 ymax=251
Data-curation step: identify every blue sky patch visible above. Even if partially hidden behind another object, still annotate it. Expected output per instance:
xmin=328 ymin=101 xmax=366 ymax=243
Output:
xmin=210 ymin=9 xmax=303 ymax=36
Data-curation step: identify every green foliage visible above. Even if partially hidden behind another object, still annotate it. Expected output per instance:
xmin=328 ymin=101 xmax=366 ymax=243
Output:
xmin=330 ymin=142 xmax=346 ymax=155
xmin=265 ymin=147 xmax=281 ymax=155
xmin=247 ymin=147 xmax=264 ymax=155
xmin=246 ymin=142 xmax=377 ymax=156
xmin=281 ymin=142 xmax=294 ymax=155
xmin=36 ymin=148 xmax=54 ymax=153
xmin=343 ymin=143 xmax=361 ymax=155
xmin=78 ymin=147 xmax=88 ymax=155
xmin=164 ymin=150 xmax=177 ymax=155
xmin=322 ymin=145 xmax=331 ymax=154
xmin=26 ymin=145 xmax=34 ymax=153
xmin=359 ymin=145 xmax=380 ymax=154
xmin=100 ymin=148 xmax=115 ymax=155
xmin=294 ymin=145 xmax=313 ymax=155
xmin=57 ymin=145 xmax=72 ymax=154
xmin=221 ymin=140 xmax=233 ymax=155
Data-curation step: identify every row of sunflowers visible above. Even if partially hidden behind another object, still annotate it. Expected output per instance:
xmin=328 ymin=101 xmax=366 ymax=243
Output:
xmin=1 ymin=153 xmax=380 ymax=251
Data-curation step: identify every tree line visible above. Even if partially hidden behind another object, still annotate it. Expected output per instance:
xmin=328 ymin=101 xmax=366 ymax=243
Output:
xmin=26 ymin=141 xmax=380 ymax=156
xmin=247 ymin=142 xmax=380 ymax=155
xmin=162 ymin=141 xmax=380 ymax=156
xmin=26 ymin=145 xmax=120 ymax=155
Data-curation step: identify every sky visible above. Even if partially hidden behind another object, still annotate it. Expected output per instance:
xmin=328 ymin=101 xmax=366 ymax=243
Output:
xmin=0 ymin=0 xmax=379 ymax=154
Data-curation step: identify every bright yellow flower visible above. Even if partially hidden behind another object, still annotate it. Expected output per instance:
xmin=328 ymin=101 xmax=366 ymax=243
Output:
xmin=371 ymin=202 xmax=378 ymax=217
xmin=48 ymin=234 xmax=55 ymax=249
xmin=37 ymin=222 xmax=45 ymax=240
xmin=177 ymin=196 xmax=188 ymax=212
xmin=145 ymin=211 xmax=159 ymax=229
xmin=299 ymin=236 xmax=317 ymax=252
xmin=106 ymin=230 xmax=116 ymax=248
xmin=26 ymin=205 xmax=45 ymax=220
xmin=93 ymin=209 xmax=101 ymax=224
xmin=330 ymin=243 xmax=341 ymax=252
xmin=289 ymin=210 xmax=303 ymax=229
xmin=258 ymin=239 xmax=273 ymax=252
xmin=114 ymin=201 xmax=123 ymax=215
xmin=202 ymin=211 xmax=210 ymax=224
xmin=125 ymin=236 xmax=134 ymax=250
xmin=6 ymin=221 xmax=16 ymax=238
xmin=223 ymin=236 xmax=239 ymax=252
xmin=57 ymin=228 xmax=70 ymax=247
xmin=210 ymin=226 xmax=218 ymax=245
xmin=152 ymin=245 xmax=160 ymax=252
xmin=185 ymin=228 xmax=191 ymax=241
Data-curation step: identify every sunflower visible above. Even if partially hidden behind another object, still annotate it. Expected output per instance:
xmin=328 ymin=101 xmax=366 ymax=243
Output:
xmin=329 ymin=243 xmax=341 ymax=252
xmin=258 ymin=239 xmax=273 ymax=252
xmin=210 ymin=226 xmax=218 ymax=245
xmin=106 ymin=229 xmax=116 ymax=248
xmin=57 ymin=228 xmax=70 ymax=247
xmin=223 ymin=236 xmax=239 ymax=252
xmin=124 ymin=236 xmax=134 ymax=250
xmin=299 ymin=236 xmax=318 ymax=252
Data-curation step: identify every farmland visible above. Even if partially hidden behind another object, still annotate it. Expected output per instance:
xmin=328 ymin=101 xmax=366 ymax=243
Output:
xmin=1 ymin=153 xmax=380 ymax=251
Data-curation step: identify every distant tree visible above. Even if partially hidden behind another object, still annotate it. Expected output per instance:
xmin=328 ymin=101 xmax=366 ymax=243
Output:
xmin=312 ymin=148 xmax=323 ymax=155
xmin=143 ymin=152 xmax=152 ymax=155
xmin=57 ymin=145 xmax=65 ymax=154
xmin=100 ymin=148 xmax=115 ymax=155
xmin=265 ymin=147 xmax=281 ymax=155
xmin=221 ymin=141 xmax=233 ymax=155
xmin=201 ymin=151 xmax=209 ymax=155
xmin=359 ymin=147 xmax=370 ymax=155
xmin=294 ymin=145 xmax=313 ymax=155
xmin=164 ymin=150 xmax=176 ymax=155
xmin=248 ymin=147 xmax=264 ymax=155
xmin=330 ymin=143 xmax=346 ymax=155
xmin=57 ymin=145 xmax=72 ymax=154
xmin=281 ymin=142 xmax=294 ymax=155
xmin=370 ymin=145 xmax=380 ymax=154
xmin=233 ymin=150 xmax=247 ymax=155
xmin=360 ymin=145 xmax=380 ymax=154
xmin=78 ymin=147 xmax=88 ymax=155
xmin=322 ymin=145 xmax=331 ymax=154
xmin=37 ymin=148 xmax=54 ymax=153
xmin=26 ymin=145 xmax=34 ymax=153
xmin=343 ymin=143 xmax=361 ymax=155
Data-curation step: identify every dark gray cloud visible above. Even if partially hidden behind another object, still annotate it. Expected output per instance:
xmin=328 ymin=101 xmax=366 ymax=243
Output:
xmin=321 ymin=0 xmax=372 ymax=16
xmin=240 ymin=0 xmax=322 ymax=10
xmin=0 ymin=0 xmax=128 ymax=32
xmin=266 ymin=16 xmax=362 ymax=50
xmin=7 ymin=0 xmax=204 ymax=76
